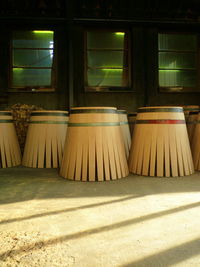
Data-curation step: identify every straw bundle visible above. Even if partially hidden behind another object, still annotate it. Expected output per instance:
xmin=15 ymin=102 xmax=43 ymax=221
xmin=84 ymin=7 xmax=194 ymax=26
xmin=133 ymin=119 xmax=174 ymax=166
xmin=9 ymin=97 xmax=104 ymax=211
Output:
xmin=22 ymin=110 xmax=68 ymax=168
xmin=117 ymin=110 xmax=131 ymax=159
xmin=60 ymin=107 xmax=129 ymax=181
xmin=127 ymin=112 xmax=137 ymax=136
xmin=129 ymin=106 xmax=194 ymax=177
xmin=10 ymin=103 xmax=44 ymax=153
xmin=0 ymin=111 xmax=21 ymax=168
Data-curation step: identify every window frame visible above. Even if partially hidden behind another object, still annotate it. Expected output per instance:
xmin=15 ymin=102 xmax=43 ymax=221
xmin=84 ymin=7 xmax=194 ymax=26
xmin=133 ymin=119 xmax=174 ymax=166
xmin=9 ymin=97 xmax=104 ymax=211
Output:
xmin=158 ymin=31 xmax=200 ymax=93
xmin=84 ymin=28 xmax=132 ymax=92
xmin=9 ymin=29 xmax=56 ymax=93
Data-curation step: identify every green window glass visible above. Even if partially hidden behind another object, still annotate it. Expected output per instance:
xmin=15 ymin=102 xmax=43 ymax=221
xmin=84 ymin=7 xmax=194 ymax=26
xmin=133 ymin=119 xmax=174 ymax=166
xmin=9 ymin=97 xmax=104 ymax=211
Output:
xmin=11 ymin=30 xmax=55 ymax=89
xmin=158 ymin=33 xmax=197 ymax=91
xmin=85 ymin=31 xmax=130 ymax=90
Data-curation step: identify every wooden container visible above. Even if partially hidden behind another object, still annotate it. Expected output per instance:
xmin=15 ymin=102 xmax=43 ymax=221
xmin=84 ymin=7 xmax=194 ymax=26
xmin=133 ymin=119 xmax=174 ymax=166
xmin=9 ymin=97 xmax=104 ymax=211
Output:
xmin=183 ymin=105 xmax=199 ymax=122
xmin=128 ymin=112 xmax=137 ymax=136
xmin=129 ymin=106 xmax=194 ymax=177
xmin=117 ymin=110 xmax=131 ymax=159
xmin=22 ymin=110 xmax=68 ymax=168
xmin=187 ymin=111 xmax=199 ymax=143
xmin=60 ymin=107 xmax=129 ymax=181
xmin=191 ymin=112 xmax=200 ymax=170
xmin=0 ymin=111 xmax=21 ymax=168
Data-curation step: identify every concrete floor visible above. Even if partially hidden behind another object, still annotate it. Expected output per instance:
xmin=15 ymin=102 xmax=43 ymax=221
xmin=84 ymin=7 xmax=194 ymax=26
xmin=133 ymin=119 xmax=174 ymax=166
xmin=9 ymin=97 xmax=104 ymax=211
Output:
xmin=1 ymin=167 xmax=200 ymax=266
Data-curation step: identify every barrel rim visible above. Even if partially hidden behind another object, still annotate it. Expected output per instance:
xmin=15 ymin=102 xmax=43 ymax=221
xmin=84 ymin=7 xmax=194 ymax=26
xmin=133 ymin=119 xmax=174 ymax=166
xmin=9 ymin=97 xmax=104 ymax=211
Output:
xmin=31 ymin=111 xmax=69 ymax=116
xmin=68 ymin=122 xmax=120 ymax=127
xmin=138 ymin=107 xmax=183 ymax=113
xmin=136 ymin=119 xmax=185 ymax=124
xmin=70 ymin=108 xmax=118 ymax=114
xmin=189 ymin=111 xmax=199 ymax=115
xmin=29 ymin=121 xmax=68 ymax=124
xmin=128 ymin=113 xmax=137 ymax=117
xmin=117 ymin=110 xmax=127 ymax=114
xmin=70 ymin=106 xmax=116 ymax=110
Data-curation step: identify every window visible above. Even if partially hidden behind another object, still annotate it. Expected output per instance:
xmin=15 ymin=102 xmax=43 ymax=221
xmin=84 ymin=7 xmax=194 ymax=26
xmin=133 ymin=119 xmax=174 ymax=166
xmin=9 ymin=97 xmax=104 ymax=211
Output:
xmin=158 ymin=33 xmax=198 ymax=92
xmin=10 ymin=30 xmax=55 ymax=91
xmin=85 ymin=30 xmax=130 ymax=91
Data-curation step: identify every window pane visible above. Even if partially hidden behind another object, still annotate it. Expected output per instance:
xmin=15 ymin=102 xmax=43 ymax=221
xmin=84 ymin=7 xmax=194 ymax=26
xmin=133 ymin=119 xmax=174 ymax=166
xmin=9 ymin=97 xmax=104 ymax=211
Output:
xmin=13 ymin=31 xmax=54 ymax=48
xmin=13 ymin=49 xmax=53 ymax=67
xmin=13 ymin=69 xmax=51 ymax=87
xmin=159 ymin=52 xmax=196 ymax=69
xmin=87 ymin=32 xmax=125 ymax=49
xmin=88 ymin=69 xmax=123 ymax=86
xmin=87 ymin=51 xmax=123 ymax=68
xmin=159 ymin=70 xmax=196 ymax=87
xmin=158 ymin=34 xmax=197 ymax=51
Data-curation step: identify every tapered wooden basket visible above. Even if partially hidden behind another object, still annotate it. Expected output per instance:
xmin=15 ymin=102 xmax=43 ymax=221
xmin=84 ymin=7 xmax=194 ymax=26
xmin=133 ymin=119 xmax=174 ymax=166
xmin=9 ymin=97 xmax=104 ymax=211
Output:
xmin=117 ymin=110 xmax=131 ymax=159
xmin=191 ymin=112 xmax=200 ymax=170
xmin=129 ymin=106 xmax=194 ymax=177
xmin=22 ymin=110 xmax=68 ymax=168
xmin=60 ymin=107 xmax=129 ymax=181
xmin=0 ymin=111 xmax=21 ymax=168
xmin=127 ymin=112 xmax=137 ymax=136
xmin=187 ymin=111 xmax=199 ymax=143
xmin=183 ymin=105 xmax=199 ymax=122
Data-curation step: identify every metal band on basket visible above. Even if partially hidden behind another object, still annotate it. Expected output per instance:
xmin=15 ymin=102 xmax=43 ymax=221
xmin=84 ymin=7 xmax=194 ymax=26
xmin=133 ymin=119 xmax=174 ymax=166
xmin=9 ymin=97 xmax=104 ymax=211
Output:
xmin=70 ymin=109 xmax=117 ymax=114
xmin=60 ymin=106 xmax=129 ymax=181
xmin=117 ymin=110 xmax=127 ymax=114
xmin=68 ymin=122 xmax=120 ymax=127
xmin=136 ymin=119 xmax=185 ymax=124
xmin=31 ymin=112 xmax=68 ymax=117
xmin=22 ymin=110 xmax=69 ymax=168
xmin=30 ymin=121 xmax=68 ymax=124
xmin=129 ymin=106 xmax=194 ymax=177
xmin=137 ymin=107 xmax=183 ymax=113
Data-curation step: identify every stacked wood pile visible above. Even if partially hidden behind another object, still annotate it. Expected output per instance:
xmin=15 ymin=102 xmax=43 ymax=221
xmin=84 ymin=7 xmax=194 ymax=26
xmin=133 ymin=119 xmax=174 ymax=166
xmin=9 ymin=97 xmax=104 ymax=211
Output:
xmin=10 ymin=103 xmax=44 ymax=153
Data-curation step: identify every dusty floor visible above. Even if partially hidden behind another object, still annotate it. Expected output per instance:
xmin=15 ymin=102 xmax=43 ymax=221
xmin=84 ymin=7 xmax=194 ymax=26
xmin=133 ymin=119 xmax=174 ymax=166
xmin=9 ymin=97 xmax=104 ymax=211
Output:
xmin=0 ymin=167 xmax=200 ymax=267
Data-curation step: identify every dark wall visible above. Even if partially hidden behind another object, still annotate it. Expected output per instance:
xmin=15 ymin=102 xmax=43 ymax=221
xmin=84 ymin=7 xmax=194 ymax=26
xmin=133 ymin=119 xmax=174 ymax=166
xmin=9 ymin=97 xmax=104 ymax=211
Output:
xmin=145 ymin=25 xmax=200 ymax=107
xmin=0 ymin=20 xmax=69 ymax=111
xmin=72 ymin=22 xmax=200 ymax=112
xmin=0 ymin=1 xmax=200 ymax=111
xmin=7 ymin=92 xmax=58 ymax=109
xmin=72 ymin=24 xmax=146 ymax=112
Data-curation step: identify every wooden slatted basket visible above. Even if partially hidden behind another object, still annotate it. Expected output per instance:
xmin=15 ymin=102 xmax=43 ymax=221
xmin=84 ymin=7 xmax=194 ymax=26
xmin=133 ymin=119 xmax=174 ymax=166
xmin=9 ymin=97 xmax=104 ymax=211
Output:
xmin=129 ymin=106 xmax=194 ymax=177
xmin=191 ymin=112 xmax=200 ymax=170
xmin=22 ymin=110 xmax=69 ymax=168
xmin=183 ymin=105 xmax=199 ymax=122
xmin=117 ymin=110 xmax=131 ymax=159
xmin=127 ymin=112 xmax=137 ymax=136
xmin=60 ymin=107 xmax=129 ymax=181
xmin=0 ymin=111 xmax=21 ymax=168
xmin=187 ymin=111 xmax=199 ymax=144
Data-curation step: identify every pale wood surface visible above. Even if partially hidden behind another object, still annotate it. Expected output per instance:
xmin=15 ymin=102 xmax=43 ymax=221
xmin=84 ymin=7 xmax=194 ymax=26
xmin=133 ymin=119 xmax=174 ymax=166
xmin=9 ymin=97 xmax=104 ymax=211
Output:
xmin=0 ymin=112 xmax=21 ymax=168
xmin=129 ymin=106 xmax=194 ymax=177
xmin=191 ymin=113 xmax=200 ymax=170
xmin=60 ymin=107 xmax=129 ymax=181
xmin=128 ymin=112 xmax=137 ymax=136
xmin=22 ymin=111 xmax=68 ymax=168
xmin=183 ymin=105 xmax=199 ymax=122
xmin=187 ymin=113 xmax=198 ymax=143
xmin=118 ymin=110 xmax=131 ymax=159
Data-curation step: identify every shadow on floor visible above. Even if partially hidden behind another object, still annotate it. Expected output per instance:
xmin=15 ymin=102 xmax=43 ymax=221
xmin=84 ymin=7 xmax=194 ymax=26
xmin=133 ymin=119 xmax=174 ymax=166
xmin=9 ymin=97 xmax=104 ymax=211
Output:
xmin=121 ymin=237 xmax=200 ymax=267
xmin=1 ymin=200 xmax=200 ymax=262
xmin=0 ymin=166 xmax=200 ymax=204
